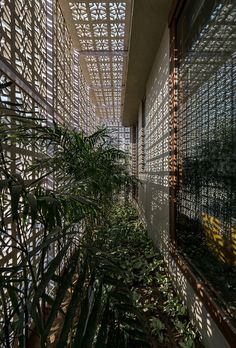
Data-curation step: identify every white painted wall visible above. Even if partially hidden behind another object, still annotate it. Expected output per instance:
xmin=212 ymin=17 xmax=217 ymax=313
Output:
xmin=138 ymin=26 xmax=170 ymax=253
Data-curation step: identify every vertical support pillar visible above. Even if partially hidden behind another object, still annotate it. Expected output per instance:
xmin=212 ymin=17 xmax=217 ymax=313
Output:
xmin=46 ymin=0 xmax=54 ymax=124
xmin=131 ymin=124 xmax=138 ymax=200
xmin=169 ymin=1 xmax=186 ymax=244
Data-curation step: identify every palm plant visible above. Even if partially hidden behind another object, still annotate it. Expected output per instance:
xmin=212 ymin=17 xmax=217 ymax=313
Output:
xmin=0 ymin=80 xmax=140 ymax=347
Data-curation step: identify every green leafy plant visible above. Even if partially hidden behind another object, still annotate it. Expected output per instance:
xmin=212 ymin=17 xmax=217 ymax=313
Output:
xmin=149 ymin=318 xmax=165 ymax=342
xmin=0 ymin=81 xmax=201 ymax=348
xmin=0 ymin=80 xmax=138 ymax=347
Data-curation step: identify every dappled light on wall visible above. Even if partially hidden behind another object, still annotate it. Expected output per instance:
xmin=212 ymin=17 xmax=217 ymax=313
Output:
xmin=176 ymin=0 xmax=236 ymax=320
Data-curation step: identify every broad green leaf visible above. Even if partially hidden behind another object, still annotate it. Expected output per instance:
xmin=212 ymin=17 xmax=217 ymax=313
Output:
xmin=31 ymin=242 xmax=71 ymax=334
xmin=75 ymin=282 xmax=103 ymax=348
xmin=28 ymin=192 xmax=38 ymax=225
xmin=7 ymin=286 xmax=20 ymax=316
xmin=0 ymin=81 xmax=12 ymax=89
xmin=56 ymin=260 xmax=87 ymax=348
xmin=94 ymin=299 xmax=110 ymax=348
xmin=11 ymin=184 xmax=22 ymax=220
xmin=19 ymin=234 xmax=63 ymax=268
xmin=42 ymin=250 xmax=80 ymax=342
xmin=0 ymin=101 xmax=23 ymax=107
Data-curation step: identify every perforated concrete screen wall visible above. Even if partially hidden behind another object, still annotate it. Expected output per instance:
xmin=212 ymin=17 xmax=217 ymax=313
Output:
xmin=60 ymin=0 xmax=133 ymax=123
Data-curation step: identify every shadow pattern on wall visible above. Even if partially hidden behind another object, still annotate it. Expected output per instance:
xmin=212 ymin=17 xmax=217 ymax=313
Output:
xmin=176 ymin=0 xmax=236 ymax=321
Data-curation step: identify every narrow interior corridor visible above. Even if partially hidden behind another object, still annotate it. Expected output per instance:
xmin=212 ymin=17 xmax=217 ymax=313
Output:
xmin=0 ymin=0 xmax=236 ymax=347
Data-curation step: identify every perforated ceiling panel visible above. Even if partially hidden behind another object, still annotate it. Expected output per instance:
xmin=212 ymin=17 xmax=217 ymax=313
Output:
xmin=62 ymin=1 xmax=133 ymax=122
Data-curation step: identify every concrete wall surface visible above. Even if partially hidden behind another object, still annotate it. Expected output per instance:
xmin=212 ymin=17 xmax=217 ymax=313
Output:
xmin=138 ymin=26 xmax=170 ymax=253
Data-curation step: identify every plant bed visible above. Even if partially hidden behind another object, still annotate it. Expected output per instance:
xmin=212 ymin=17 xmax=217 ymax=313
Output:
xmin=28 ymin=203 xmax=203 ymax=348
xmin=94 ymin=203 xmax=203 ymax=348
xmin=0 ymin=89 xmax=202 ymax=347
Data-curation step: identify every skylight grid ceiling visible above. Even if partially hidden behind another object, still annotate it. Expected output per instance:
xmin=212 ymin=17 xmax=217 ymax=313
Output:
xmin=68 ymin=1 xmax=132 ymax=121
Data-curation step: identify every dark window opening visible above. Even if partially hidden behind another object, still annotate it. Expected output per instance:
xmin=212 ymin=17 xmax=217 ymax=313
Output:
xmin=176 ymin=0 xmax=236 ymax=320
